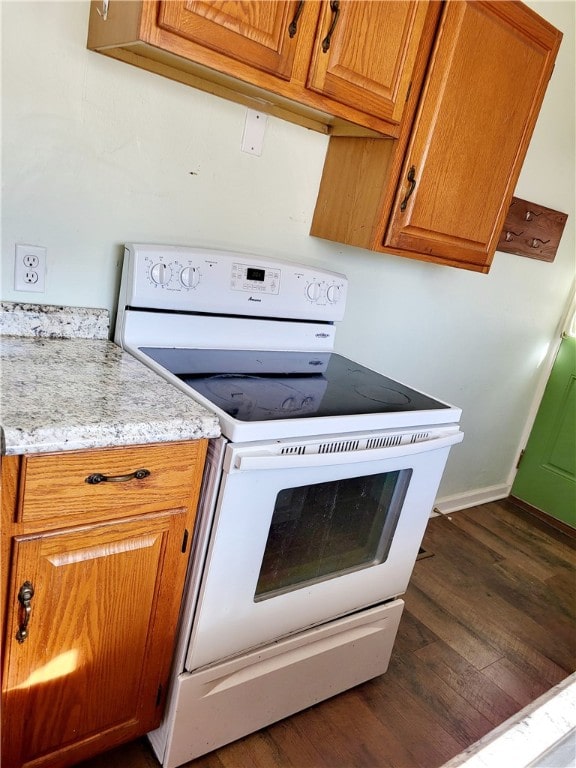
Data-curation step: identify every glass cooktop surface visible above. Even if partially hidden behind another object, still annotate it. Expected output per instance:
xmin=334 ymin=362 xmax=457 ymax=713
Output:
xmin=140 ymin=348 xmax=450 ymax=422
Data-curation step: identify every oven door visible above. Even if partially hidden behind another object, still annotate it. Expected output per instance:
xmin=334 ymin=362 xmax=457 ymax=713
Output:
xmin=185 ymin=427 xmax=463 ymax=672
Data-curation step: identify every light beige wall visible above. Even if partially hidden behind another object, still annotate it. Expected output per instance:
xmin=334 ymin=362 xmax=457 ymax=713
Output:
xmin=2 ymin=1 xmax=574 ymax=505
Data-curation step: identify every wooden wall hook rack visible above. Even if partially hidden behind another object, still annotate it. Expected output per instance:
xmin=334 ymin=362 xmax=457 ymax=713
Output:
xmin=497 ymin=197 xmax=568 ymax=262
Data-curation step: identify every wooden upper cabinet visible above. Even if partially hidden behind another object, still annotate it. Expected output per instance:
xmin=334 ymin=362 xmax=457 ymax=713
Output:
xmin=156 ymin=0 xmax=432 ymax=126
xmin=88 ymin=0 xmax=438 ymax=136
xmin=383 ymin=0 xmax=562 ymax=272
xmin=311 ymin=0 xmax=561 ymax=272
xmin=307 ymin=1 xmax=433 ymax=125
xmin=157 ymin=1 xmax=302 ymax=80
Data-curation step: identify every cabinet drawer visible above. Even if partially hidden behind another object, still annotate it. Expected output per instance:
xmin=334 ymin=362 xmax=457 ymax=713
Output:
xmin=17 ymin=441 xmax=206 ymax=525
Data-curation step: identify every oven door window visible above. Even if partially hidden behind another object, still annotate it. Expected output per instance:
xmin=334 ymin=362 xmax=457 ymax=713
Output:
xmin=254 ymin=469 xmax=412 ymax=601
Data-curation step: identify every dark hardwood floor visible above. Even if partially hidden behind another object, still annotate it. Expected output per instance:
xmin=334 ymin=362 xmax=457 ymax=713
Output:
xmin=76 ymin=500 xmax=576 ymax=768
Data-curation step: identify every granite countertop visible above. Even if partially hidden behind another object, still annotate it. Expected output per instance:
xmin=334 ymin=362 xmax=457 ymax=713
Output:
xmin=0 ymin=302 xmax=221 ymax=455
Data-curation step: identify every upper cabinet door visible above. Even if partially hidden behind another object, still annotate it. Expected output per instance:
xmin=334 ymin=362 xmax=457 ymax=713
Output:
xmin=307 ymin=1 xmax=432 ymax=125
xmin=157 ymin=1 xmax=304 ymax=80
xmin=384 ymin=0 xmax=562 ymax=272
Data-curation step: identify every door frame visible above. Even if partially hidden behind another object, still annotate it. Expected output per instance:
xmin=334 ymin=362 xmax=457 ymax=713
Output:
xmin=509 ymin=281 xmax=576 ymax=490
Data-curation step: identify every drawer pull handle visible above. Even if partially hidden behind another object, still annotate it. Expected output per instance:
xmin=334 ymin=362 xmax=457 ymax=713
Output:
xmin=321 ymin=0 xmax=340 ymax=53
xmin=400 ymin=165 xmax=417 ymax=212
xmin=85 ymin=468 xmax=151 ymax=485
xmin=288 ymin=1 xmax=305 ymax=38
xmin=16 ymin=581 xmax=34 ymax=644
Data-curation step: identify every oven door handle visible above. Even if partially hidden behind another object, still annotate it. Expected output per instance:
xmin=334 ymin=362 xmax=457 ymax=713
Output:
xmin=232 ymin=431 xmax=464 ymax=471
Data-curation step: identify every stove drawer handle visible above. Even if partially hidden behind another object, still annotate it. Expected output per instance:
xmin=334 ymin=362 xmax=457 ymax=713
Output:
xmin=233 ymin=431 xmax=464 ymax=471
xmin=85 ymin=468 xmax=151 ymax=484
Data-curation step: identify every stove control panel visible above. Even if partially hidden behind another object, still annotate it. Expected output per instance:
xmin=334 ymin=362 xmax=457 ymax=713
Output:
xmin=231 ymin=263 xmax=280 ymax=295
xmin=120 ymin=244 xmax=348 ymax=322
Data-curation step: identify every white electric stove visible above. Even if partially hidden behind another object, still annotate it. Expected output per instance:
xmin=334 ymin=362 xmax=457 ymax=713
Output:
xmin=115 ymin=243 xmax=463 ymax=767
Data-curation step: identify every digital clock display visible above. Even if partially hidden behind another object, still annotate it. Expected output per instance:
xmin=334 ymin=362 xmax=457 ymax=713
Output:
xmin=246 ymin=267 xmax=265 ymax=282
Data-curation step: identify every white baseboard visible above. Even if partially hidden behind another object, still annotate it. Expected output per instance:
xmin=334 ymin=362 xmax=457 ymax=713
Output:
xmin=433 ymin=484 xmax=511 ymax=515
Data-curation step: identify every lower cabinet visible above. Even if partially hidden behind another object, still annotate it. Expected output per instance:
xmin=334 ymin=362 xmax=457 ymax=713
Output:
xmin=1 ymin=440 xmax=207 ymax=768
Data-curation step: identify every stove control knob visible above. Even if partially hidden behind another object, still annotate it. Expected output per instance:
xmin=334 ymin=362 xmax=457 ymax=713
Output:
xmin=327 ymin=284 xmax=342 ymax=304
xmin=180 ymin=266 xmax=201 ymax=289
xmin=150 ymin=262 xmax=172 ymax=286
xmin=306 ymin=281 xmax=321 ymax=302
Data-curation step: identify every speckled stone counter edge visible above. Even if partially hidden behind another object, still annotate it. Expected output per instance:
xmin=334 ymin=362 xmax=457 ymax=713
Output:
xmin=1 ymin=301 xmax=110 ymax=340
xmin=441 ymin=673 xmax=576 ymax=768
xmin=0 ymin=304 xmax=221 ymax=454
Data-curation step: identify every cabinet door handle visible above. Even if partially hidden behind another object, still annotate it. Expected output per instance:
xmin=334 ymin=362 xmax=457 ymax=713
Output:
xmin=288 ymin=1 xmax=305 ymax=38
xmin=16 ymin=581 xmax=34 ymax=644
xmin=400 ymin=165 xmax=417 ymax=212
xmin=321 ymin=0 xmax=340 ymax=53
xmin=85 ymin=468 xmax=151 ymax=485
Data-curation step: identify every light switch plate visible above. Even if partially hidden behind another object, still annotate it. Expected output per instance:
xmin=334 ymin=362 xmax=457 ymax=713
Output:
xmin=241 ymin=110 xmax=267 ymax=156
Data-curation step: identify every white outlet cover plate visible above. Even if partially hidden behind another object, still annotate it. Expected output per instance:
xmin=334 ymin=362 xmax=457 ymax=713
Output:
xmin=15 ymin=244 xmax=46 ymax=292
xmin=241 ymin=109 xmax=267 ymax=156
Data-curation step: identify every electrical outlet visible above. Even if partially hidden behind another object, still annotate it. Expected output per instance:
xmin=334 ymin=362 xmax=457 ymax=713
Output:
xmin=15 ymin=244 xmax=46 ymax=292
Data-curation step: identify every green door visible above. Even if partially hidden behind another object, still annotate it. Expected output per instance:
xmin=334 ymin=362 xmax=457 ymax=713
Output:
xmin=512 ymin=334 xmax=576 ymax=527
